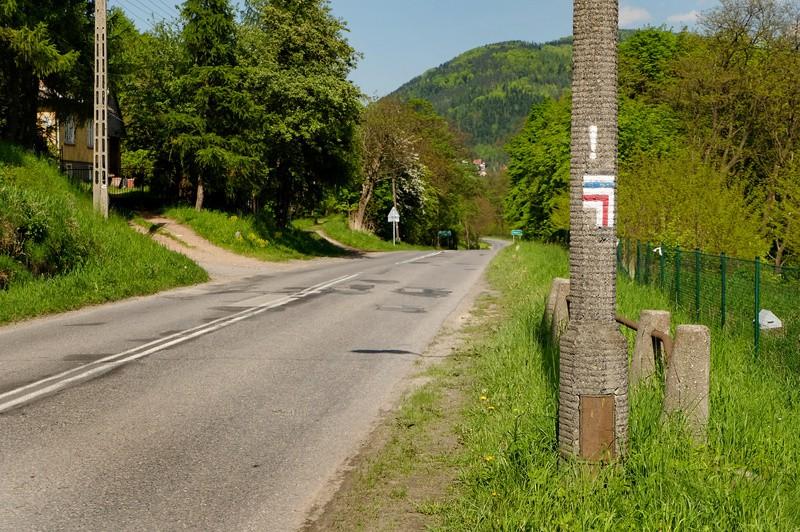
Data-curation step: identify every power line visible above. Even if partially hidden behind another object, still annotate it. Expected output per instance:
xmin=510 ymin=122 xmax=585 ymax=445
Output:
xmin=129 ymin=0 xmax=176 ymax=21
xmin=119 ymin=0 xmax=175 ymax=20
xmin=109 ymin=0 xmax=178 ymax=32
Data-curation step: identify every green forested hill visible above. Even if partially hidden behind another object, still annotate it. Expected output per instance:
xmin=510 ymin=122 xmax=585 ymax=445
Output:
xmin=392 ymin=40 xmax=572 ymax=164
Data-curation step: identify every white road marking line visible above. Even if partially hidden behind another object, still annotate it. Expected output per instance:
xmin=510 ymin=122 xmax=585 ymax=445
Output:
xmin=0 ymin=274 xmax=361 ymax=413
xmin=0 ymin=274 xmax=354 ymax=403
xmin=395 ymin=251 xmax=444 ymax=265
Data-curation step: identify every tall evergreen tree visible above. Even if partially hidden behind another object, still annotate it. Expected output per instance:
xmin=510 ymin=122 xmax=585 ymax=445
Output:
xmin=170 ymin=0 xmax=257 ymax=210
xmin=0 ymin=0 xmax=91 ymax=149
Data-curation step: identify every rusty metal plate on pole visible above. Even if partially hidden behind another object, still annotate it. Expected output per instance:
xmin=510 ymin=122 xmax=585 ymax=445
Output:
xmin=579 ymin=395 xmax=616 ymax=461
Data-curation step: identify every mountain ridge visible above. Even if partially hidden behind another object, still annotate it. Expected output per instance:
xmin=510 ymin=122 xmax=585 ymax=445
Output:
xmin=391 ymin=39 xmax=572 ymax=164
xmin=390 ymin=31 xmax=638 ymax=165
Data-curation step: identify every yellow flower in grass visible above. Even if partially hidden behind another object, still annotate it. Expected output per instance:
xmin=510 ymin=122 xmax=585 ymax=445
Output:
xmin=480 ymin=395 xmax=488 ymax=402
xmin=483 ymin=454 xmax=494 ymax=462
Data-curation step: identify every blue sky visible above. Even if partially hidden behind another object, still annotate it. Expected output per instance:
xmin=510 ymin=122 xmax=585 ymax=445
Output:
xmin=112 ymin=0 xmax=719 ymax=97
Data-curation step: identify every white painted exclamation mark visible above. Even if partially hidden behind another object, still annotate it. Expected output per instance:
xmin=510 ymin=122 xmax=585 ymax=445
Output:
xmin=589 ymin=125 xmax=598 ymax=160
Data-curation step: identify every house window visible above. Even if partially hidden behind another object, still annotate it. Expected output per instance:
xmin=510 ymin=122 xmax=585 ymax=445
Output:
xmin=64 ymin=117 xmax=76 ymax=145
xmin=87 ymin=120 xmax=94 ymax=148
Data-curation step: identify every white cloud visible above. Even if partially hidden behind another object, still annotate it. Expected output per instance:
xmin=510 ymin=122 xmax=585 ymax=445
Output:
xmin=666 ymin=10 xmax=701 ymax=25
xmin=619 ymin=6 xmax=652 ymax=27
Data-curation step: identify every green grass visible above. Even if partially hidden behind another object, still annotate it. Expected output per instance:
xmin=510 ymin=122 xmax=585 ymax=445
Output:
xmin=165 ymin=207 xmax=348 ymax=261
xmin=439 ymin=241 xmax=800 ymax=530
xmin=295 ymin=215 xmax=429 ymax=252
xmin=0 ymin=144 xmax=208 ymax=324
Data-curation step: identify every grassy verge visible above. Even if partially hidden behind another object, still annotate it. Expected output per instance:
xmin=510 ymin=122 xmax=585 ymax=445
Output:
xmin=0 ymin=144 xmax=207 ymax=325
xmin=294 ymin=215 xmax=428 ymax=252
xmin=165 ymin=207 xmax=348 ymax=261
xmin=312 ymin=241 xmax=800 ymax=530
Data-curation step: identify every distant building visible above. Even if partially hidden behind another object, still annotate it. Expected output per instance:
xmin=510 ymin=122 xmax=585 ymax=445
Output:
xmin=37 ymin=84 xmax=124 ymax=178
xmin=61 ymin=104 xmax=124 ymax=177
xmin=473 ymin=158 xmax=487 ymax=177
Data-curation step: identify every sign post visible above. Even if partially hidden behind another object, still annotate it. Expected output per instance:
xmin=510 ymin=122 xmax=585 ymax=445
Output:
xmin=558 ymin=0 xmax=628 ymax=462
xmin=511 ymin=229 xmax=524 ymax=242
xmin=388 ymin=207 xmax=400 ymax=246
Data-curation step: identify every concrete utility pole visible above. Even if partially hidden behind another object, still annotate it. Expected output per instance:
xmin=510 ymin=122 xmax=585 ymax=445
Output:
xmin=93 ymin=0 xmax=109 ymax=219
xmin=559 ymin=0 xmax=628 ymax=461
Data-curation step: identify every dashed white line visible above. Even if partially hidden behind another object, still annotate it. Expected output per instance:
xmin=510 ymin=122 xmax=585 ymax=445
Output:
xmin=0 ymin=273 xmax=361 ymax=413
xmin=395 ymin=251 xmax=444 ymax=265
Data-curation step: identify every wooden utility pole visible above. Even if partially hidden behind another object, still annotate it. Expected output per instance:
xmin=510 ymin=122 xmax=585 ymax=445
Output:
xmin=559 ymin=0 xmax=628 ymax=461
xmin=93 ymin=0 xmax=109 ymax=219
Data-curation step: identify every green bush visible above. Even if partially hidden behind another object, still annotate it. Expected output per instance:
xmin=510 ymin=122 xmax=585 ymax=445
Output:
xmin=0 ymin=255 xmax=32 ymax=289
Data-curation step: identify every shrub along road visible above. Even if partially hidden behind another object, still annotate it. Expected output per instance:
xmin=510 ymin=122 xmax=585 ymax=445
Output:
xmin=0 ymin=241 xmax=505 ymax=530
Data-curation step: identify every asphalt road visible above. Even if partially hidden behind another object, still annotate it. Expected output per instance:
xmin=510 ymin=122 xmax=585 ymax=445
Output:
xmin=0 ymin=243 xmax=503 ymax=531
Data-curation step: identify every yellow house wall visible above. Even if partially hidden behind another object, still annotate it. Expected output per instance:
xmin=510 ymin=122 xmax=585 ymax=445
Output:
xmin=61 ymin=120 xmax=94 ymax=166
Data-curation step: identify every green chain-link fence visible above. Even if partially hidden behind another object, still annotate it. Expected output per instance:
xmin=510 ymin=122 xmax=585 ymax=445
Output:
xmin=618 ymin=239 xmax=799 ymax=363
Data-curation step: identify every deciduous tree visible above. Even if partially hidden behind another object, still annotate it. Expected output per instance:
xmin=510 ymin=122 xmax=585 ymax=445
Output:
xmin=240 ymin=0 xmax=361 ymax=227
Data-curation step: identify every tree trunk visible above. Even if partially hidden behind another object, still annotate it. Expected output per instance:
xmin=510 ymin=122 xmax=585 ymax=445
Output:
xmin=774 ymin=240 xmax=785 ymax=274
xmin=195 ymin=178 xmax=204 ymax=211
xmin=559 ymin=0 xmax=629 ymax=462
xmin=274 ymin=166 xmax=293 ymax=228
xmin=351 ymin=178 xmax=375 ymax=231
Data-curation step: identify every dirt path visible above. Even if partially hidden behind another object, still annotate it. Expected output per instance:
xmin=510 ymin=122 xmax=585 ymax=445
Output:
xmin=313 ymin=229 xmax=363 ymax=254
xmin=132 ymin=216 xmax=350 ymax=281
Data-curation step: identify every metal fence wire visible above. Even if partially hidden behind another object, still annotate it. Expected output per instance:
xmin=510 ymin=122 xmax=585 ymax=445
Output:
xmin=618 ymin=239 xmax=799 ymax=362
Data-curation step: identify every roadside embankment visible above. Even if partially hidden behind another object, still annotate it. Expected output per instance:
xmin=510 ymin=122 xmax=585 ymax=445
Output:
xmin=165 ymin=207 xmax=350 ymax=261
xmin=0 ymin=144 xmax=207 ymax=325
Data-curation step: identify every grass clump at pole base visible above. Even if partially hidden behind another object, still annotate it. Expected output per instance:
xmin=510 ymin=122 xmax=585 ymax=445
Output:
xmin=438 ymin=241 xmax=800 ymax=529
xmin=0 ymin=144 xmax=207 ymax=324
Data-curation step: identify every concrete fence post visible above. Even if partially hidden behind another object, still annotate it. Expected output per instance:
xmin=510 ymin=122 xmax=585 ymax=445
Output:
xmin=630 ymin=310 xmax=671 ymax=387
xmin=545 ymin=278 xmax=570 ymax=329
xmin=663 ymin=324 xmax=711 ymax=443
xmin=550 ymin=279 xmax=571 ymax=342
